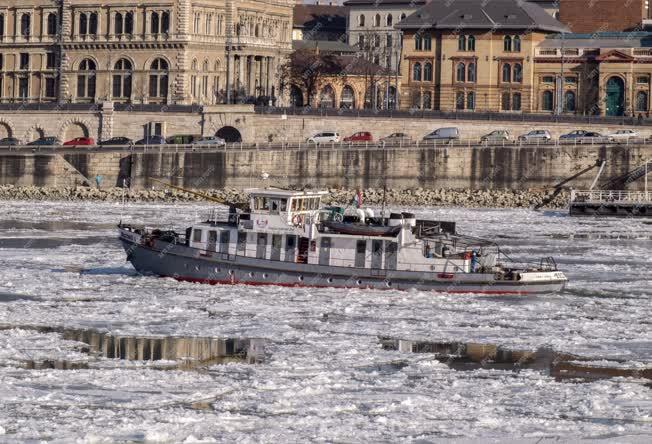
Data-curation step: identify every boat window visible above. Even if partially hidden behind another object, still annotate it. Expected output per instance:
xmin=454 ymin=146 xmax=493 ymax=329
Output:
xmin=299 ymin=198 xmax=305 ymax=211
xmin=291 ymin=199 xmax=297 ymax=211
xmin=193 ymin=229 xmax=202 ymax=242
xmin=219 ymin=230 xmax=230 ymax=254
xmin=319 ymin=237 xmax=331 ymax=266
xmin=256 ymin=233 xmax=267 ymax=259
xmin=280 ymin=199 xmax=287 ymax=211
xmin=355 ymin=240 xmax=366 ymax=268
xmin=263 ymin=198 xmax=270 ymax=211
xmin=270 ymin=199 xmax=279 ymax=215
xmin=237 ymin=232 xmax=247 ymax=254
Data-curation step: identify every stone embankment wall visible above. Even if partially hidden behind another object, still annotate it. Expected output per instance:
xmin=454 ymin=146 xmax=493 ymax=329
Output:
xmin=0 ymin=185 xmax=571 ymax=209
xmin=0 ymin=144 xmax=649 ymax=192
xmin=1 ymin=104 xmax=652 ymax=143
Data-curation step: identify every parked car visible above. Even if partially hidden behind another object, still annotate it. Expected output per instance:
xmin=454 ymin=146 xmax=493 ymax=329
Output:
xmin=606 ymin=129 xmax=639 ymax=141
xmin=99 ymin=136 xmax=133 ymax=146
xmin=422 ymin=127 xmax=460 ymax=142
xmin=135 ymin=135 xmax=167 ymax=145
xmin=166 ymin=134 xmax=201 ymax=144
xmin=480 ymin=130 xmax=511 ymax=142
xmin=379 ymin=133 xmax=413 ymax=144
xmin=192 ymin=136 xmax=226 ymax=146
xmin=0 ymin=137 xmax=20 ymax=146
xmin=307 ymin=132 xmax=340 ymax=144
xmin=560 ymin=130 xmax=608 ymax=143
xmin=27 ymin=136 xmax=60 ymax=146
xmin=517 ymin=130 xmax=551 ymax=142
xmin=343 ymin=131 xmax=373 ymax=142
xmin=63 ymin=137 xmax=95 ymax=146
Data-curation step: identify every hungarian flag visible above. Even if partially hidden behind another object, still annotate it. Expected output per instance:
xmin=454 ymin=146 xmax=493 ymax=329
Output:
xmin=353 ymin=190 xmax=363 ymax=208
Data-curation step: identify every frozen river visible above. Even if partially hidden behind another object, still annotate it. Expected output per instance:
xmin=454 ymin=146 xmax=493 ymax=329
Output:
xmin=0 ymin=201 xmax=650 ymax=442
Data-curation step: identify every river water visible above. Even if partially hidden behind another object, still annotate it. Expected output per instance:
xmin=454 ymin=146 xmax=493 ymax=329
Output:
xmin=0 ymin=201 xmax=650 ymax=441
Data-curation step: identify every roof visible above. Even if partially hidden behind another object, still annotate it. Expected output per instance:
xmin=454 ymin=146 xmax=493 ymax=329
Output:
xmin=293 ymin=4 xmax=347 ymax=31
xmin=292 ymin=39 xmax=357 ymax=54
xmin=540 ymin=32 xmax=652 ymax=49
xmin=343 ymin=0 xmax=427 ymax=5
xmin=247 ymin=188 xmax=328 ymax=198
xmin=395 ymin=0 xmax=569 ymax=33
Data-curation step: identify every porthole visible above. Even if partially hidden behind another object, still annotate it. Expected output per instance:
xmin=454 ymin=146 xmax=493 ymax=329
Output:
xmin=356 ymin=279 xmax=362 ymax=285
xmin=214 ymin=267 xmax=221 ymax=273
xmin=228 ymin=270 xmax=234 ymax=275
xmin=249 ymin=272 xmax=255 ymax=278
xmin=385 ymin=280 xmax=392 ymax=287
xmin=262 ymin=273 xmax=268 ymax=279
xmin=327 ymin=277 xmax=333 ymax=283
xmin=298 ymin=275 xmax=304 ymax=282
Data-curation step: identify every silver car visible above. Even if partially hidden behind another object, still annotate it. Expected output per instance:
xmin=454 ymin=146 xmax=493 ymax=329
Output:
xmin=307 ymin=132 xmax=340 ymax=144
xmin=480 ymin=130 xmax=511 ymax=142
xmin=518 ymin=130 xmax=551 ymax=142
xmin=379 ymin=133 xmax=413 ymax=144
xmin=192 ymin=136 xmax=226 ymax=146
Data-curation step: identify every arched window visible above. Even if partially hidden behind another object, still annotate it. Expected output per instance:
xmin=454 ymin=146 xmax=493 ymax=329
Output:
xmin=413 ymin=62 xmax=422 ymax=81
xmin=149 ymin=58 xmax=169 ymax=99
xmin=542 ymin=90 xmax=554 ymax=111
xmin=458 ymin=35 xmax=466 ymax=51
xmin=255 ymin=24 xmax=260 ymax=37
xmin=423 ymin=92 xmax=432 ymax=109
xmin=89 ymin=13 xmax=98 ymax=34
xmin=79 ymin=14 xmax=87 ymax=34
xmin=115 ymin=13 xmax=123 ymax=34
xmin=289 ymin=85 xmax=303 ymax=107
xmin=386 ymin=14 xmax=393 ymax=27
xmin=467 ymin=92 xmax=475 ymax=110
xmin=502 ymin=63 xmax=511 ymax=83
xmin=501 ymin=92 xmax=510 ymax=111
xmin=125 ymin=12 xmax=134 ymax=34
xmin=191 ymin=59 xmax=198 ymax=70
xmin=358 ymin=14 xmax=365 ymax=27
xmin=513 ymin=63 xmax=522 ymax=83
xmin=21 ymin=14 xmax=30 ymax=37
xmin=319 ymin=85 xmax=335 ymax=108
xmin=424 ymin=62 xmax=433 ymax=82
xmin=456 ymin=63 xmax=466 ymax=82
xmin=423 ymin=34 xmax=432 ymax=51
xmin=77 ymin=59 xmax=96 ymax=99
xmin=151 ymin=12 xmax=160 ymax=34
xmin=513 ymin=35 xmax=521 ymax=52
xmin=468 ymin=35 xmax=476 ymax=51
xmin=47 ymin=13 xmax=57 ymax=36
xmin=467 ymin=63 xmax=476 ymax=83
xmin=636 ymin=91 xmax=648 ymax=112
xmin=503 ymin=35 xmax=512 ymax=52
xmin=564 ymin=90 xmax=576 ymax=112
xmin=456 ymin=91 xmax=465 ymax=110
xmin=112 ymin=58 xmax=132 ymax=99
xmin=358 ymin=35 xmax=365 ymax=48
xmin=0 ymin=15 xmax=4 ymax=37
xmin=400 ymin=13 xmax=407 ymax=20
xmin=340 ymin=85 xmax=356 ymax=109
xmin=374 ymin=34 xmax=380 ymax=48
xmin=415 ymin=34 xmax=422 ymax=51
xmin=162 ymin=12 xmax=170 ymax=33
xmin=374 ymin=14 xmax=381 ymax=27
xmin=512 ymin=92 xmax=522 ymax=111
xmin=203 ymin=60 xmax=209 ymax=71
xmin=411 ymin=91 xmax=421 ymax=109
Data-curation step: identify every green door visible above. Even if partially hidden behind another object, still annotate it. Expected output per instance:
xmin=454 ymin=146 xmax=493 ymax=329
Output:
xmin=606 ymin=77 xmax=625 ymax=116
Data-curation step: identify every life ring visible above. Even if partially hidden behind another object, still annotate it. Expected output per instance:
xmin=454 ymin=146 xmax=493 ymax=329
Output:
xmin=292 ymin=214 xmax=303 ymax=226
xmin=333 ymin=212 xmax=344 ymax=222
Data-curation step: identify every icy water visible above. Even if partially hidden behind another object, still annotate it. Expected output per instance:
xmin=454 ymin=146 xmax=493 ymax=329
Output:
xmin=0 ymin=201 xmax=650 ymax=442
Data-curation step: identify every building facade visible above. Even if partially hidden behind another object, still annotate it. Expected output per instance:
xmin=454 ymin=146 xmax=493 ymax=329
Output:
xmin=559 ymin=0 xmax=650 ymax=33
xmin=0 ymin=0 xmax=294 ymax=106
xmin=344 ymin=0 xmax=426 ymax=71
xmin=396 ymin=0 xmax=568 ymax=113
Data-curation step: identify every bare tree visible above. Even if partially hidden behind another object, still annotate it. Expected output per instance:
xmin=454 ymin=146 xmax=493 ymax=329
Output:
xmin=278 ymin=49 xmax=338 ymax=107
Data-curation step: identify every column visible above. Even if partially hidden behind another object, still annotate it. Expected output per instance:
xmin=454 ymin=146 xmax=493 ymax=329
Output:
xmin=265 ymin=57 xmax=271 ymax=96
xmin=238 ymin=55 xmax=245 ymax=92
xmin=248 ymin=56 xmax=255 ymax=96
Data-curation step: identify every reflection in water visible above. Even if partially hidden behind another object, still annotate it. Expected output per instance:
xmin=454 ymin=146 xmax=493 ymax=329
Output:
xmin=381 ymin=337 xmax=651 ymax=382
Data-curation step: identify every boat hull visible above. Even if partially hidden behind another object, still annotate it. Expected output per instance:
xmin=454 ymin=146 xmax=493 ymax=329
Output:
xmin=120 ymin=231 xmax=567 ymax=295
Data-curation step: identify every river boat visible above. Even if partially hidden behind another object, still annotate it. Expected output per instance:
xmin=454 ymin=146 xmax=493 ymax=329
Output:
xmin=118 ymin=188 xmax=568 ymax=294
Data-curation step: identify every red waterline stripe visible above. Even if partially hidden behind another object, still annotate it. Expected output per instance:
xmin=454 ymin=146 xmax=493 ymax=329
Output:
xmin=171 ymin=276 xmax=532 ymax=295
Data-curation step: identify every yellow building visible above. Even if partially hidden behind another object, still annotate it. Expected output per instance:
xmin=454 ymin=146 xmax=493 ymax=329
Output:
xmin=0 ymin=0 xmax=294 ymax=105
xmin=396 ymin=0 xmax=568 ymax=113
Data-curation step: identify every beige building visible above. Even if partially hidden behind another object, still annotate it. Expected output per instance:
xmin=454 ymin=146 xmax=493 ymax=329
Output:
xmin=0 ymin=0 xmax=294 ymax=106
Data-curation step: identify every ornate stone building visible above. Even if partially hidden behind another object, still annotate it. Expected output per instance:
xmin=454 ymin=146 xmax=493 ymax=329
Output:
xmin=0 ymin=0 xmax=294 ymax=105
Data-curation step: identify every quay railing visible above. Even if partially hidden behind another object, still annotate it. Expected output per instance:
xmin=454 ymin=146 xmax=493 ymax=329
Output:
xmin=570 ymin=190 xmax=652 ymax=204
xmin=3 ymin=136 xmax=652 ymax=155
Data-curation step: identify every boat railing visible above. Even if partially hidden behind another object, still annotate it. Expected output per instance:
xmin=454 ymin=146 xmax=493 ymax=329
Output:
xmin=570 ymin=189 xmax=652 ymax=204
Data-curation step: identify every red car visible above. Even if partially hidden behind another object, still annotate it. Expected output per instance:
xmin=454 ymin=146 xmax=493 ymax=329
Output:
xmin=63 ymin=137 xmax=95 ymax=146
xmin=343 ymin=131 xmax=373 ymax=142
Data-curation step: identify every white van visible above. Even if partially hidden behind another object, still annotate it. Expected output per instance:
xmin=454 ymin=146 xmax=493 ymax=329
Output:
xmin=307 ymin=131 xmax=340 ymax=144
xmin=422 ymin=127 xmax=460 ymax=142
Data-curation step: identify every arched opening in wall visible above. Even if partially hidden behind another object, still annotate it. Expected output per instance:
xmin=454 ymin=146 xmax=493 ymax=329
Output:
xmin=64 ymin=122 xmax=89 ymax=141
xmin=216 ymin=126 xmax=242 ymax=143
xmin=605 ymin=76 xmax=625 ymax=116
xmin=340 ymin=85 xmax=355 ymax=109
xmin=0 ymin=123 xmax=12 ymax=139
